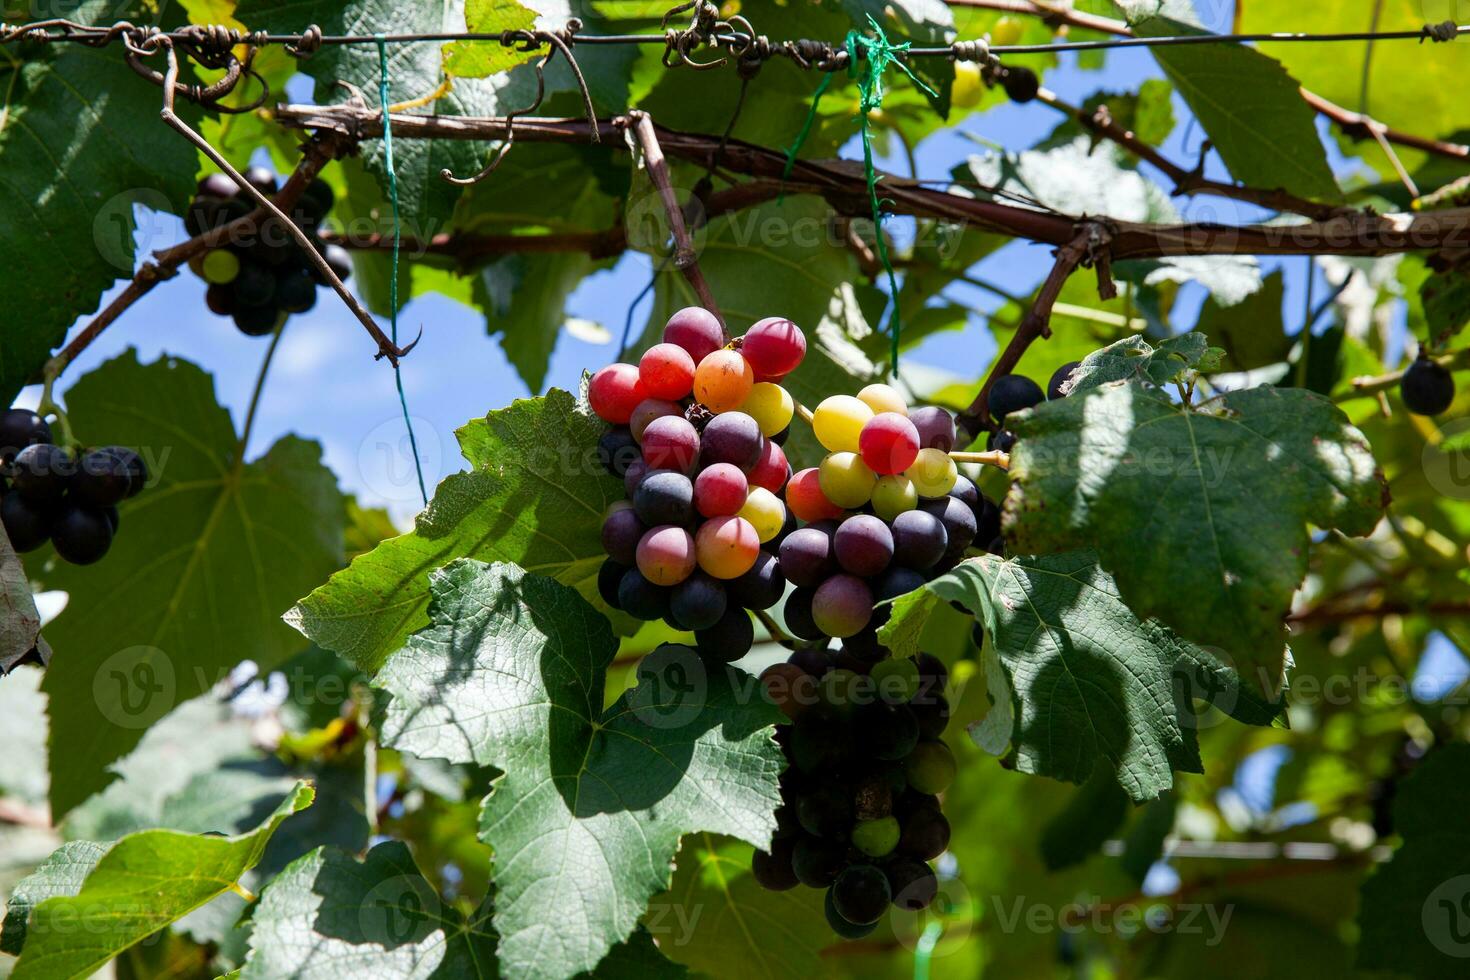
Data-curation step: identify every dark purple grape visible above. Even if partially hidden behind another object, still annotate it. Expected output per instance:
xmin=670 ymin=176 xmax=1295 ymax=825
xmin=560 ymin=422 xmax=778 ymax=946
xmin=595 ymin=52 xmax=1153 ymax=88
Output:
xmin=671 ymin=572 xmax=728 ymax=631
xmin=920 ymin=496 xmax=978 ymax=563
xmin=728 ymin=550 xmax=785 ymax=610
xmin=908 ymin=406 xmax=955 ymax=451
xmin=987 ymin=430 xmax=1017 ymax=453
xmin=72 ymin=448 xmax=135 ymax=507
xmin=752 ymin=839 xmax=799 ymax=891
xmin=320 ymin=243 xmax=353 ymax=283
xmin=796 ymin=783 xmax=853 ymax=837
xmin=1048 ymin=360 xmax=1081 ymax=399
xmin=898 ymin=806 xmax=950 ymax=861
xmin=793 ymin=836 xmax=846 ymax=888
xmin=1 ymin=491 xmax=51 ymax=552
xmin=115 ymin=448 xmax=147 ymax=498
xmin=233 ymin=263 xmax=277 ymax=307
xmin=205 ymin=283 xmax=235 ymax=316
xmin=842 ymin=628 xmax=885 ymax=664
xmin=1402 ymin=357 xmax=1455 ymax=415
xmin=831 ymin=864 xmax=891 ymax=925
xmin=872 ymin=566 xmax=925 ymax=605
xmin=988 ymin=374 xmax=1044 ymax=422
xmin=784 ymin=587 xmax=825 ymax=641
xmin=912 ymin=693 xmax=950 ymax=738
xmin=699 ymin=412 xmax=763 ymax=470
xmin=883 ymin=856 xmax=938 ymax=910
xmin=857 ymin=702 xmax=919 ymax=761
xmin=622 ymin=458 xmax=649 ymax=497
xmin=233 ymin=303 xmax=281 ymax=337
xmin=10 ymin=443 xmax=74 ymax=503
xmin=633 ymin=470 xmax=695 ymax=528
xmin=891 ymin=509 xmax=948 ymax=571
xmin=695 ymin=606 xmax=754 ymax=662
xmin=825 ymin=888 xmax=878 ymax=939
xmin=779 ymin=527 xmax=834 ymax=588
xmin=601 ymin=506 xmax=646 ymax=566
xmin=914 ymin=653 xmax=949 ymax=703
xmin=276 ymin=268 xmax=317 ymax=313
xmin=787 ymin=646 xmax=833 ymax=678
xmin=243 ymin=165 xmax=279 ymax=195
xmin=597 ymin=427 xmax=639 ymax=478
xmin=50 ymin=504 xmax=113 ymax=565
xmin=196 ymin=173 xmax=239 ymax=198
xmin=833 ymin=515 xmax=893 ymax=577
xmin=617 ymin=568 xmax=670 ymax=621
xmin=0 ymin=409 xmax=50 ymax=463
xmin=598 ymin=559 xmax=628 ymax=610
xmin=976 ymin=495 xmax=1001 ymax=545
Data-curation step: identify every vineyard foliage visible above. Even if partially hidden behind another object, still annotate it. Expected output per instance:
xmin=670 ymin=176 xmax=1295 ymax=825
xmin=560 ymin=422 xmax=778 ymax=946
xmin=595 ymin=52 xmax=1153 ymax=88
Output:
xmin=0 ymin=0 xmax=1468 ymax=978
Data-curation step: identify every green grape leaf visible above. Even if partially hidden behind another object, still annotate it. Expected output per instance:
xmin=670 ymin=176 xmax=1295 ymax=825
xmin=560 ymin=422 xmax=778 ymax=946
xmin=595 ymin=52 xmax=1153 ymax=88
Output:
xmin=879 ymin=553 xmax=1283 ymax=800
xmin=1358 ymin=744 xmax=1470 ymax=976
xmin=1003 ymin=383 xmax=1387 ymax=694
xmin=373 ymin=560 xmax=784 ymax=980
xmin=8 ymin=783 xmax=312 ymax=980
xmin=34 ymin=351 xmax=343 ymax=818
xmin=1198 ymin=269 xmax=1291 ymax=371
xmin=287 ymin=388 xmax=623 ymax=672
xmin=1135 ymin=17 xmax=1341 ymax=203
xmin=242 ymin=841 xmax=496 ymax=979
xmin=1064 ymin=332 xmax=1219 ymax=394
xmin=0 ymin=841 xmax=111 ymax=957
xmin=964 ymin=138 xmax=1177 ymax=223
xmin=1421 ymin=269 xmax=1470 ymax=343
xmin=648 ymin=833 xmax=832 ymax=979
xmin=445 ymin=0 xmax=542 ymax=77
xmin=590 ymin=927 xmax=687 ymax=980
xmin=1039 ymin=768 xmax=1130 ymax=870
xmin=1119 ymin=792 xmax=1176 ymax=884
xmin=1 ymin=528 xmax=43 ymax=674
xmin=0 ymin=1 xmax=200 ymax=405
xmin=233 ymin=0 xmax=534 ymax=227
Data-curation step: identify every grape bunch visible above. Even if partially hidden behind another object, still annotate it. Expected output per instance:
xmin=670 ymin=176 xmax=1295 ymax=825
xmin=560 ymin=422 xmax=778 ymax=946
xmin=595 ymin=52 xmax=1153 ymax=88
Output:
xmin=754 ymin=649 xmax=956 ymax=937
xmin=0 ymin=408 xmax=147 ymax=565
xmin=184 ymin=167 xmax=353 ymax=338
xmin=590 ymin=308 xmax=804 ymax=662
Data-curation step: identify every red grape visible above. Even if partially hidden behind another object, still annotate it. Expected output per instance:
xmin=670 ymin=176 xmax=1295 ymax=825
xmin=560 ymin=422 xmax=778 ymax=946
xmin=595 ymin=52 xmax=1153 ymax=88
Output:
xmin=859 ymin=412 xmax=921 ymax=475
xmin=639 ymin=343 xmax=696 ymax=400
xmin=694 ymin=463 xmax=748 ymax=518
xmin=663 ymin=307 xmax=726 ymax=363
xmin=747 ymin=438 xmax=790 ymax=494
xmin=588 ymin=363 xmax=647 ymax=424
xmin=636 ymin=525 xmax=697 ymax=585
xmin=741 ymin=317 xmax=806 ymax=378
xmin=641 ymin=415 xmax=699 ymax=472
xmin=786 ymin=468 xmax=844 ymax=523
xmin=629 ymin=398 xmax=682 ymax=442
xmin=813 ymin=574 xmax=873 ymax=638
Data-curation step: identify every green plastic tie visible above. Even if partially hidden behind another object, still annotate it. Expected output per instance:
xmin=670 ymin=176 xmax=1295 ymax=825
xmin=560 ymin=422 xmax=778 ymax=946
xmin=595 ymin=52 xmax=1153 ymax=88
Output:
xmin=913 ymin=919 xmax=943 ymax=980
xmin=781 ymin=18 xmax=935 ymax=378
xmin=376 ymin=36 xmax=429 ymax=507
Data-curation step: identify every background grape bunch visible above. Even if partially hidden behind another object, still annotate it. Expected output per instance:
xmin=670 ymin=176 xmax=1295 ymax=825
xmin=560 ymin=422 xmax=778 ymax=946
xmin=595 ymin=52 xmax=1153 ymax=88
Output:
xmin=185 ymin=168 xmax=353 ymax=337
xmin=0 ymin=407 xmax=147 ymax=565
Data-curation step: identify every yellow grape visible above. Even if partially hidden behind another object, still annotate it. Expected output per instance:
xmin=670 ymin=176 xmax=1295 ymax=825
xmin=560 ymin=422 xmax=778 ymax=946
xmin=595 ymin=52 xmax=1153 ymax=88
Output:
xmin=741 ymin=382 xmax=794 ymax=436
xmin=906 ymin=448 xmax=957 ymax=498
xmin=694 ymin=349 xmax=754 ymax=412
xmin=819 ymin=451 xmax=877 ymax=509
xmin=871 ymin=475 xmax=918 ymax=520
xmin=991 ymin=15 xmax=1025 ymax=47
xmin=952 ymin=62 xmax=984 ymax=109
xmin=858 ymin=383 xmax=907 ymax=416
xmin=739 ymin=487 xmax=786 ymax=543
xmin=812 ymin=395 xmax=874 ymax=453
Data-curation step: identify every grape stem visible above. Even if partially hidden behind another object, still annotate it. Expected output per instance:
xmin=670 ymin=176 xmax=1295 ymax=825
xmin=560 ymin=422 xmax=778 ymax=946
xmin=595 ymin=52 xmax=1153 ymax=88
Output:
xmin=792 ymin=400 xmax=816 ymax=425
xmin=948 ymin=450 xmax=1009 ymax=470
xmin=619 ymin=110 xmax=725 ymax=331
xmin=753 ymin=608 xmax=796 ymax=645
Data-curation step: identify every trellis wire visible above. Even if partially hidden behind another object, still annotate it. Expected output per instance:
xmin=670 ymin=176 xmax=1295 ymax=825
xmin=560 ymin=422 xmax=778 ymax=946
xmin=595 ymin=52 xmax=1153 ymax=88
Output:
xmin=376 ymin=36 xmax=429 ymax=507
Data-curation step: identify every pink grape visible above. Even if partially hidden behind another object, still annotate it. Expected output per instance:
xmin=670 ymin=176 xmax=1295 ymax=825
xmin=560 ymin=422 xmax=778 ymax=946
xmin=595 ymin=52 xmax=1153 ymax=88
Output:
xmin=641 ymin=415 xmax=699 ymax=472
xmin=813 ymin=574 xmax=874 ymax=638
xmin=588 ymin=363 xmax=647 ymax=424
xmin=786 ymin=468 xmax=844 ymax=523
xmin=639 ymin=343 xmax=696 ymax=400
xmin=695 ymin=463 xmax=748 ymax=518
xmin=663 ymin=307 xmax=726 ymax=363
xmin=909 ymin=406 xmax=956 ymax=451
xmin=741 ymin=317 xmax=806 ymax=378
xmin=636 ymin=525 xmax=697 ymax=586
xmin=630 ymin=398 xmax=683 ymax=442
xmin=747 ymin=438 xmax=790 ymax=494
xmin=859 ymin=413 xmax=921 ymax=475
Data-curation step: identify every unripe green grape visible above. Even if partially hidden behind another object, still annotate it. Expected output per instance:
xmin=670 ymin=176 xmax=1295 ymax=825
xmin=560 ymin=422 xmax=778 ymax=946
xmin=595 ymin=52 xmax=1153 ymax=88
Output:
xmin=870 ymin=657 xmax=920 ymax=704
xmin=738 ymin=486 xmax=786 ymax=543
xmin=871 ymin=474 xmax=917 ymax=520
xmin=201 ymin=248 xmax=240 ymax=284
xmin=812 ymin=395 xmax=874 ymax=453
xmin=819 ymin=452 xmax=877 ymax=509
xmin=906 ymin=448 xmax=957 ymax=498
xmin=851 ymin=816 xmax=901 ymax=857
xmin=740 ymin=381 xmax=794 ymax=436
xmin=905 ymin=739 xmax=957 ymax=795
